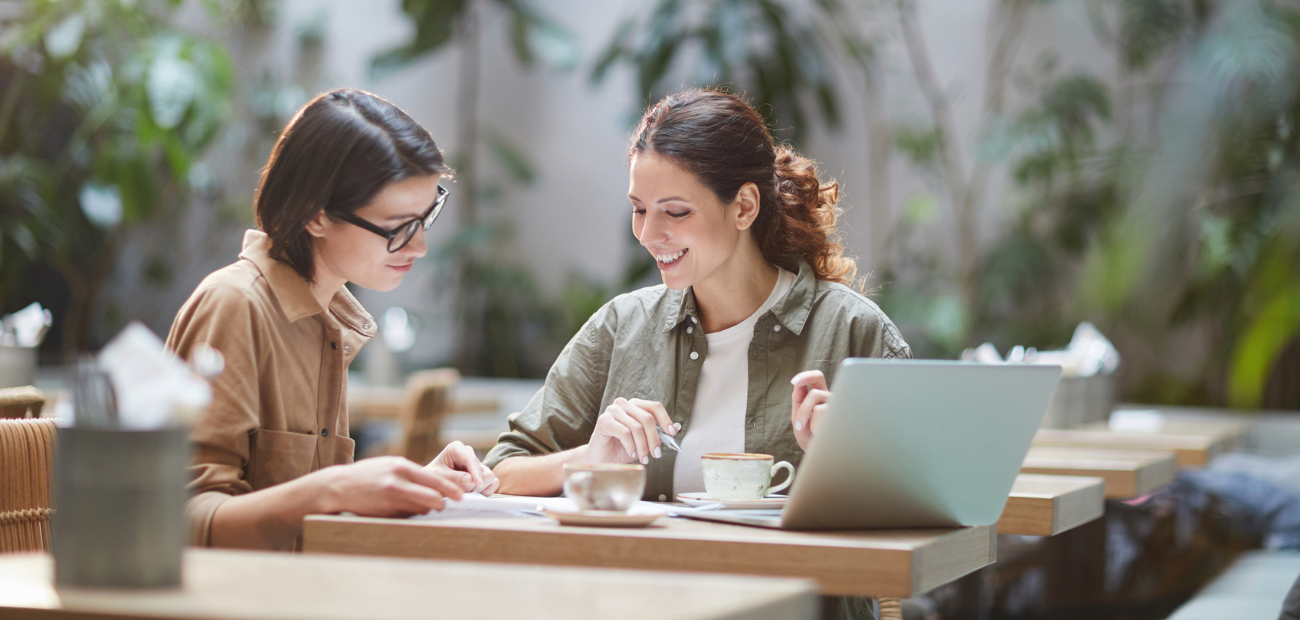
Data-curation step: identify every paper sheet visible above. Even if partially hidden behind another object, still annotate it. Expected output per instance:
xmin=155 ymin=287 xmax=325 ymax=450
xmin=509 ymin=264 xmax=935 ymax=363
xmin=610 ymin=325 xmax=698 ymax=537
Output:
xmin=413 ymin=493 xmax=682 ymax=520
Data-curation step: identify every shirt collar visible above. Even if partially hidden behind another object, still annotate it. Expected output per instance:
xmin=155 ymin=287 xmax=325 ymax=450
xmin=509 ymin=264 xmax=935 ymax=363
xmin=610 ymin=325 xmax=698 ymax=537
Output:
xmin=238 ymin=229 xmax=375 ymax=334
xmin=662 ymin=259 xmax=816 ymax=335
xmin=769 ymin=259 xmax=816 ymax=335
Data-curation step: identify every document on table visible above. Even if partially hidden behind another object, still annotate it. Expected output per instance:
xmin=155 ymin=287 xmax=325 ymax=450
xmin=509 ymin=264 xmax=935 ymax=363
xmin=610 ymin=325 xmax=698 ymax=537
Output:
xmin=412 ymin=493 xmax=681 ymax=520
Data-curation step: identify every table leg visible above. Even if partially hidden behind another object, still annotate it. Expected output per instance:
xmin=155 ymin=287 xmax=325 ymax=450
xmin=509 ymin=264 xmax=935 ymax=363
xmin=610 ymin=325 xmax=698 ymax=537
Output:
xmin=878 ymin=596 xmax=902 ymax=620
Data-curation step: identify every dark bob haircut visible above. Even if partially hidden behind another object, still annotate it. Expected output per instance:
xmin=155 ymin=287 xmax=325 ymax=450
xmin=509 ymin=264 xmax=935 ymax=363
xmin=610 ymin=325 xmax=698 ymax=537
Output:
xmin=254 ymin=88 xmax=453 ymax=283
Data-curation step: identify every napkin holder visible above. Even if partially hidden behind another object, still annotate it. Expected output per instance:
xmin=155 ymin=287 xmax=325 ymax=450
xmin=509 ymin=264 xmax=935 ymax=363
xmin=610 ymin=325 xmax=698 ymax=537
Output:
xmin=0 ymin=345 xmax=36 ymax=389
xmin=53 ymin=426 xmax=191 ymax=588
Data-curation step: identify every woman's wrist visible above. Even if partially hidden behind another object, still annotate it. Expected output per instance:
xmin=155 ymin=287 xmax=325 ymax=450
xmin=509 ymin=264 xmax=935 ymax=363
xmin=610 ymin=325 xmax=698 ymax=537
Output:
xmin=494 ymin=446 xmax=587 ymax=496
xmin=297 ymin=465 xmax=343 ymax=515
xmin=566 ymin=444 xmax=590 ymax=465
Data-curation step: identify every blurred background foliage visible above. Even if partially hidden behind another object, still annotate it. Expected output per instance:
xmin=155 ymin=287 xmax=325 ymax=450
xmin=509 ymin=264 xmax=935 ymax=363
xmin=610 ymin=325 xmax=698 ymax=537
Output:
xmin=1 ymin=0 xmax=1296 ymax=411
xmin=960 ymin=0 xmax=1300 ymax=410
xmin=0 ymin=0 xmax=235 ymax=355
xmin=373 ymin=0 xmax=581 ymax=377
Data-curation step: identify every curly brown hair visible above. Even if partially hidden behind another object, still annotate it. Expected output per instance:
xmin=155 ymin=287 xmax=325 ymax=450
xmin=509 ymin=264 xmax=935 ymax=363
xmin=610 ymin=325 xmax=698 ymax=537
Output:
xmin=629 ymin=89 xmax=856 ymax=285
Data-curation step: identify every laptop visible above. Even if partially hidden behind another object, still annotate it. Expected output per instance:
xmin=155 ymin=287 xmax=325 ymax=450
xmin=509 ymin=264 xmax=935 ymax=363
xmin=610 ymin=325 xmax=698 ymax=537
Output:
xmin=683 ymin=358 xmax=1061 ymax=530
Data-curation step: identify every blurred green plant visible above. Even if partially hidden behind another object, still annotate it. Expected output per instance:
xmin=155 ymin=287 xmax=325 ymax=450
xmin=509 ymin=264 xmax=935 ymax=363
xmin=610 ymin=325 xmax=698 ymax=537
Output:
xmin=884 ymin=0 xmax=1045 ymax=347
xmin=1085 ymin=0 xmax=1300 ymax=408
xmin=590 ymin=0 xmax=871 ymax=145
xmin=0 ymin=0 xmax=234 ymax=354
xmin=377 ymin=0 xmax=580 ymax=377
xmin=953 ymin=0 xmax=1300 ymax=408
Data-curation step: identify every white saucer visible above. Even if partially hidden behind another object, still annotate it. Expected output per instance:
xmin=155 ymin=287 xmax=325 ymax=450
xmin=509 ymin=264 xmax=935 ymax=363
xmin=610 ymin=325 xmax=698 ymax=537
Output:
xmin=542 ymin=508 xmax=661 ymax=528
xmin=676 ymin=492 xmax=789 ymax=510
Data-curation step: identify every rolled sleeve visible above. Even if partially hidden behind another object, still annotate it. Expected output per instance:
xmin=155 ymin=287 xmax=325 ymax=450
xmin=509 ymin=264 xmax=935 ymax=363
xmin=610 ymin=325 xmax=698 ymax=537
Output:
xmin=484 ymin=305 xmax=615 ymax=469
xmin=166 ymin=285 xmax=263 ymax=545
xmin=185 ymin=490 xmax=232 ymax=547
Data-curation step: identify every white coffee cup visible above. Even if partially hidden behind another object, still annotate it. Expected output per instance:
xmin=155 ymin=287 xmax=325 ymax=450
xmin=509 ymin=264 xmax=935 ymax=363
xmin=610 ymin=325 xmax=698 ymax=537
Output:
xmin=701 ymin=453 xmax=795 ymax=500
xmin=562 ymin=463 xmax=645 ymax=512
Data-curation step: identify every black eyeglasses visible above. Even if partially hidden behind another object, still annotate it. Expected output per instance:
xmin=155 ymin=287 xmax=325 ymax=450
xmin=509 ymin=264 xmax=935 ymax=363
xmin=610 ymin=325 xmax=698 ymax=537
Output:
xmin=332 ymin=185 xmax=449 ymax=253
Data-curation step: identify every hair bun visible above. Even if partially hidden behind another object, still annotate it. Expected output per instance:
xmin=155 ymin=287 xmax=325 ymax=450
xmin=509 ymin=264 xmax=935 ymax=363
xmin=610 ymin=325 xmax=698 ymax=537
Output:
xmin=769 ymin=145 xmax=853 ymax=285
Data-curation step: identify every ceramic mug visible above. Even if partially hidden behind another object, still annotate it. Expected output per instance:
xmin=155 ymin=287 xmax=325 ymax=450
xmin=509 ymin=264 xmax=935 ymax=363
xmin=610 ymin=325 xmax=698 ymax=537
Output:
xmin=701 ymin=453 xmax=795 ymax=500
xmin=562 ymin=463 xmax=646 ymax=512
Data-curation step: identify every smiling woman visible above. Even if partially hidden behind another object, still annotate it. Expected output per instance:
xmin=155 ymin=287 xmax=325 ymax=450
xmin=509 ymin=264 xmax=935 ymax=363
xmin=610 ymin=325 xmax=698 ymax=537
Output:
xmin=165 ymin=89 xmax=499 ymax=551
xmin=485 ymin=89 xmax=909 ymax=504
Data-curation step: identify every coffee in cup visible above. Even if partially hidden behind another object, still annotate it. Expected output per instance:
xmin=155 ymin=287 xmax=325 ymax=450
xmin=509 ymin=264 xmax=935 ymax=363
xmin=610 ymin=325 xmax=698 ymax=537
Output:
xmin=701 ymin=453 xmax=795 ymax=500
xmin=562 ymin=463 xmax=646 ymax=512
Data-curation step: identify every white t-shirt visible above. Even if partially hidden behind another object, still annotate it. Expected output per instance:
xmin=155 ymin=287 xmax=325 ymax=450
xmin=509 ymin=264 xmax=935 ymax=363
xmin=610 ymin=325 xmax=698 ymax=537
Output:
xmin=672 ymin=268 xmax=796 ymax=493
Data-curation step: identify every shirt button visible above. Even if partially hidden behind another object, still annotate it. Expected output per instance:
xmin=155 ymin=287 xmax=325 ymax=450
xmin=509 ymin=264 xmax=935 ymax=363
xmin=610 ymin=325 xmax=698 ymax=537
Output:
xmin=690 ymin=316 xmax=698 ymax=324
xmin=690 ymin=351 xmax=699 ymax=360
xmin=658 ymin=494 xmax=667 ymax=502
xmin=343 ymin=346 xmax=351 ymax=354
xmin=320 ymin=428 xmax=329 ymax=437
xmin=331 ymin=342 xmax=339 ymax=350
xmin=362 ymin=323 xmax=371 ymax=330
xmin=687 ymin=327 xmax=693 ymax=334
xmin=774 ymin=325 xmax=781 ymax=332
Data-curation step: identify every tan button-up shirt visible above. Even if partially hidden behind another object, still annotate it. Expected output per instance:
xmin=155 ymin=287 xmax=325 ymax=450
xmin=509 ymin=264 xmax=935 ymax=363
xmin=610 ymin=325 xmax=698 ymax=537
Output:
xmin=166 ymin=230 xmax=374 ymax=548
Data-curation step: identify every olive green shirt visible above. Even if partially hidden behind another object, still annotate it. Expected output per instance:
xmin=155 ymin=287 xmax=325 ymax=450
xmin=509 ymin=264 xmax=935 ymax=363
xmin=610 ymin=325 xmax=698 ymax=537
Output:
xmin=484 ymin=260 xmax=911 ymax=501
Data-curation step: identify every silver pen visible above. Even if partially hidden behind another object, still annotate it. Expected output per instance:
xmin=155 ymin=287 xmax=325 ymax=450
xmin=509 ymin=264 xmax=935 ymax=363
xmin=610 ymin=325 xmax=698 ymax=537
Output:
xmin=657 ymin=424 xmax=682 ymax=452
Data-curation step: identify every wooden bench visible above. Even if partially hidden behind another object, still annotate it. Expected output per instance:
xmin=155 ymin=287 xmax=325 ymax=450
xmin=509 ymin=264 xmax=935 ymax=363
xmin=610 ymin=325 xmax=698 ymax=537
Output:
xmin=999 ymin=474 xmax=1106 ymax=536
xmin=1021 ymin=446 xmax=1177 ymax=498
xmin=1034 ymin=421 xmax=1245 ymax=468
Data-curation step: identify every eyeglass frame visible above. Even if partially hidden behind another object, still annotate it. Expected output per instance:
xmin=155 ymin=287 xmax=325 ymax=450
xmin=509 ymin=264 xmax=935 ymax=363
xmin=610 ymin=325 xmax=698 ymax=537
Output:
xmin=330 ymin=184 xmax=449 ymax=253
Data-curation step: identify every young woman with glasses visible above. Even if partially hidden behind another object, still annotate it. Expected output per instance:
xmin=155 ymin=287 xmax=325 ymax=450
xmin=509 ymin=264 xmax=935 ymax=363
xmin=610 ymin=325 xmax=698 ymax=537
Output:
xmin=166 ymin=89 xmax=497 ymax=550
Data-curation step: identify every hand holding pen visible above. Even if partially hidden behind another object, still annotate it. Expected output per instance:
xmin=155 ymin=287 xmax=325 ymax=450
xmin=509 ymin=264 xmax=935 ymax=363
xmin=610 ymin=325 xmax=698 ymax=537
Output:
xmin=585 ymin=397 xmax=680 ymax=465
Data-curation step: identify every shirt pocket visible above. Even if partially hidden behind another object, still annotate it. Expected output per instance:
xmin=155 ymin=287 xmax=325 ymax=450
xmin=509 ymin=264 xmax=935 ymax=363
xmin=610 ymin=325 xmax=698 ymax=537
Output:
xmin=326 ymin=434 xmax=355 ymax=466
xmin=248 ymin=428 xmax=318 ymax=490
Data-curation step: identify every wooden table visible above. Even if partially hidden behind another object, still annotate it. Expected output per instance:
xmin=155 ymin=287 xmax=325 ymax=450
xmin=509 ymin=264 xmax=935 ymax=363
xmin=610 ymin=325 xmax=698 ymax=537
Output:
xmin=303 ymin=514 xmax=996 ymax=599
xmin=998 ymin=474 xmax=1106 ymax=536
xmin=1033 ymin=421 xmax=1246 ymax=467
xmin=1021 ymin=446 xmax=1177 ymax=498
xmin=0 ymin=549 xmax=816 ymax=620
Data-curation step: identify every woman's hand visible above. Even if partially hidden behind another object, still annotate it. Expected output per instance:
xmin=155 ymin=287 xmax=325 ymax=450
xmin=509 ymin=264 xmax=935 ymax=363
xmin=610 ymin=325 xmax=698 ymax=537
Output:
xmin=426 ymin=440 xmax=500 ymax=496
xmin=317 ymin=456 xmax=466 ymax=517
xmin=791 ymin=370 xmax=830 ymax=451
xmin=586 ymin=397 xmax=679 ymax=464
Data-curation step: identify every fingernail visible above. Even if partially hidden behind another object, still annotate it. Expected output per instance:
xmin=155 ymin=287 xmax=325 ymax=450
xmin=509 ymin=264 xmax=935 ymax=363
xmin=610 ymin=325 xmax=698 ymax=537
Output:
xmin=641 ymin=456 xmax=648 ymax=465
xmin=790 ymin=376 xmax=798 ymax=385
xmin=673 ymin=422 xmax=682 ymax=431
xmin=653 ymin=447 xmax=662 ymax=459
xmin=794 ymin=421 xmax=803 ymax=431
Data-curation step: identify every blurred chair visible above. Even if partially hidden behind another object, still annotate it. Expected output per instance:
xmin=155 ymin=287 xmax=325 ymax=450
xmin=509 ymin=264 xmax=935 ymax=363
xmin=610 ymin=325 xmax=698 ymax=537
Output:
xmin=0 ymin=418 xmax=57 ymax=553
xmin=389 ymin=368 xmax=460 ymax=466
xmin=0 ymin=386 xmax=44 ymax=419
